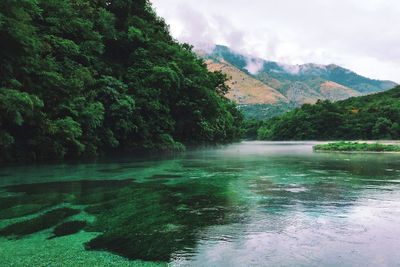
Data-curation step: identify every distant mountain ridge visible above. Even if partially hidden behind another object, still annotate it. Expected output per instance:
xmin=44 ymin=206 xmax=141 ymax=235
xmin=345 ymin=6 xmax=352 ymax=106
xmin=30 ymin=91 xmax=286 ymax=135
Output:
xmin=199 ymin=45 xmax=397 ymax=118
xmin=205 ymin=59 xmax=288 ymax=105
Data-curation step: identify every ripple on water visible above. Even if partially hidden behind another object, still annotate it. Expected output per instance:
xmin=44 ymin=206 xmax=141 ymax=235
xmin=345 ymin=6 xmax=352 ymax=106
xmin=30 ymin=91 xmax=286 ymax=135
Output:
xmin=1 ymin=142 xmax=400 ymax=266
xmin=291 ymin=173 xmax=308 ymax=177
xmin=284 ymin=186 xmax=308 ymax=193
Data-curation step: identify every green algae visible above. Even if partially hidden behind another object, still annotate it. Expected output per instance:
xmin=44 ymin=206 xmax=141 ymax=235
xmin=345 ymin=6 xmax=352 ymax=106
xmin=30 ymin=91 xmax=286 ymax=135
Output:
xmin=1 ymin=142 xmax=400 ymax=266
xmin=0 ymin=231 xmax=167 ymax=267
xmin=50 ymin=220 xmax=87 ymax=238
xmin=4 ymin=180 xmax=134 ymax=195
xmin=0 ymin=204 xmax=51 ymax=220
xmin=149 ymin=174 xmax=183 ymax=180
xmin=0 ymin=177 xmax=238 ymax=262
xmin=0 ymin=207 xmax=80 ymax=238
xmin=83 ymin=180 xmax=239 ymax=261
xmin=0 ymin=192 xmax=68 ymax=217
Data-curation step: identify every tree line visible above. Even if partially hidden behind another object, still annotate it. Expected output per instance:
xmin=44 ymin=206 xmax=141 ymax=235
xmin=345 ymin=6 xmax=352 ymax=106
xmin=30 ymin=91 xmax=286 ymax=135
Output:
xmin=257 ymin=86 xmax=400 ymax=140
xmin=0 ymin=0 xmax=243 ymax=162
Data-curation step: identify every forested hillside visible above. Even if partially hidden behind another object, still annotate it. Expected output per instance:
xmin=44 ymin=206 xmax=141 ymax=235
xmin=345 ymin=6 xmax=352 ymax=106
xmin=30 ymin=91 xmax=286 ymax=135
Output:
xmin=201 ymin=45 xmax=397 ymax=120
xmin=0 ymin=0 xmax=242 ymax=161
xmin=257 ymin=86 xmax=400 ymax=140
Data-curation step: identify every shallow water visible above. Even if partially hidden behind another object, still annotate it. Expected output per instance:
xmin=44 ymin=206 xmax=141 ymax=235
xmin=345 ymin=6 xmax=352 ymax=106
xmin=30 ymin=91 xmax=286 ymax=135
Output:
xmin=1 ymin=141 xmax=400 ymax=266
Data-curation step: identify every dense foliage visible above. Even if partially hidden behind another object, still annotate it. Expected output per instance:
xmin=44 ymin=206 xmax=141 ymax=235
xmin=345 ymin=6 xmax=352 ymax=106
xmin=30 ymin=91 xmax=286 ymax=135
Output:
xmin=314 ymin=142 xmax=400 ymax=152
xmin=258 ymin=86 xmax=400 ymax=140
xmin=239 ymin=102 xmax=296 ymax=120
xmin=0 ymin=0 xmax=242 ymax=161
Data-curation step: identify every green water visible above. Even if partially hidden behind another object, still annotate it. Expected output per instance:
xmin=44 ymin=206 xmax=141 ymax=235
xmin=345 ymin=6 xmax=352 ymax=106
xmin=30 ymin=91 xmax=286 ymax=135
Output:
xmin=1 ymin=141 xmax=400 ymax=266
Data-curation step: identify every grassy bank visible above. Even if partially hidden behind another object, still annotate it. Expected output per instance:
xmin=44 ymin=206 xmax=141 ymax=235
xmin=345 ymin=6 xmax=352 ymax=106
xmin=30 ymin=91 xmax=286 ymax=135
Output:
xmin=313 ymin=142 xmax=400 ymax=152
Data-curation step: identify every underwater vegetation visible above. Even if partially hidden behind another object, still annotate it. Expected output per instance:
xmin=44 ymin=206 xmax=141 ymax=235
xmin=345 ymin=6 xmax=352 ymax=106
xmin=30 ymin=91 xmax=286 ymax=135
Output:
xmin=0 ymin=192 xmax=68 ymax=220
xmin=0 ymin=177 xmax=239 ymax=262
xmin=0 ymin=207 xmax=80 ymax=238
xmin=50 ymin=220 xmax=87 ymax=239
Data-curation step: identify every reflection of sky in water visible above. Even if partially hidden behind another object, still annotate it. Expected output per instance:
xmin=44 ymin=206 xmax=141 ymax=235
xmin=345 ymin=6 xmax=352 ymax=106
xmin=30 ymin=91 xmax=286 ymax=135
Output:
xmin=1 ymin=141 xmax=400 ymax=266
xmin=173 ymin=190 xmax=400 ymax=267
xmin=176 ymin=142 xmax=400 ymax=266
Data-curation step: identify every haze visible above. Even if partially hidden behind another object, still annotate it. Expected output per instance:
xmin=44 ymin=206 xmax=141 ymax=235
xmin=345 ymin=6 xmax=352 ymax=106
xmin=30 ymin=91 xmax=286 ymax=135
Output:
xmin=151 ymin=0 xmax=400 ymax=82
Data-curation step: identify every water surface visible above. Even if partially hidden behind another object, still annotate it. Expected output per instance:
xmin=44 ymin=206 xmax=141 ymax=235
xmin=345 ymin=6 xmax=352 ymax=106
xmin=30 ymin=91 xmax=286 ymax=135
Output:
xmin=1 ymin=141 xmax=400 ymax=266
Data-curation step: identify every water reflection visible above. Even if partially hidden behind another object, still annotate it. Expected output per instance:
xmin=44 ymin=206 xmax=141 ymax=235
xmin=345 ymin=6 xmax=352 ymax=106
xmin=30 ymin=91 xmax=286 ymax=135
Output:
xmin=0 ymin=142 xmax=400 ymax=266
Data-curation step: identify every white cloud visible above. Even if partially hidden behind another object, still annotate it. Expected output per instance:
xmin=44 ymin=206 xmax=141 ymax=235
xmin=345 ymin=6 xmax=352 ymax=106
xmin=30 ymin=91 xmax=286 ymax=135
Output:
xmin=151 ymin=0 xmax=400 ymax=82
xmin=244 ymin=58 xmax=264 ymax=75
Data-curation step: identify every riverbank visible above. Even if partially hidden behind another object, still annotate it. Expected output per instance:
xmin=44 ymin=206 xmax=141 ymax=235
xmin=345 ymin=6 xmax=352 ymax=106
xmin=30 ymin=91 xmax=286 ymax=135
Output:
xmin=313 ymin=141 xmax=400 ymax=153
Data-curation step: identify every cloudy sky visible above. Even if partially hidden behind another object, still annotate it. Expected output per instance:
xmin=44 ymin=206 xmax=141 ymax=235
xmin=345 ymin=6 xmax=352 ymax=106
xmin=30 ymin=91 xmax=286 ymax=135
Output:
xmin=151 ymin=0 xmax=400 ymax=82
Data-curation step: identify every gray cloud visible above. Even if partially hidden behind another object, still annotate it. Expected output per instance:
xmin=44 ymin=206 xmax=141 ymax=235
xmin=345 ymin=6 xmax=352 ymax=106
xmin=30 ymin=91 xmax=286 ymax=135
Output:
xmin=152 ymin=0 xmax=400 ymax=82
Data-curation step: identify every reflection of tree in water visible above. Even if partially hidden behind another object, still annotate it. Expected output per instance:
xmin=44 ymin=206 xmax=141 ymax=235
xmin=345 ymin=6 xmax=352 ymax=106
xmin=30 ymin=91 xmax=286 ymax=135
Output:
xmin=0 ymin=177 xmax=240 ymax=262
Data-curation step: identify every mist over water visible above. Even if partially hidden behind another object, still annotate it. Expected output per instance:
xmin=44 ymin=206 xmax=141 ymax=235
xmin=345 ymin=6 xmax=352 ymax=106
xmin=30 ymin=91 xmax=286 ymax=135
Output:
xmin=1 ymin=141 xmax=400 ymax=266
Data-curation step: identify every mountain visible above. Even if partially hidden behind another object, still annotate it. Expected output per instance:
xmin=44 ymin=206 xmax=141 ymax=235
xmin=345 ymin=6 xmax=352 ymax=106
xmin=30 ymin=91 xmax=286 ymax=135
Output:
xmin=257 ymin=85 xmax=400 ymax=140
xmin=200 ymin=45 xmax=397 ymax=118
xmin=205 ymin=59 xmax=288 ymax=105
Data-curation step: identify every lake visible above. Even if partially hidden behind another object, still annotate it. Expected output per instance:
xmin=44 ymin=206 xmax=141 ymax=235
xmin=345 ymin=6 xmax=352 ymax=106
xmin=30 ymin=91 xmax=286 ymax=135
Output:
xmin=1 ymin=141 xmax=400 ymax=266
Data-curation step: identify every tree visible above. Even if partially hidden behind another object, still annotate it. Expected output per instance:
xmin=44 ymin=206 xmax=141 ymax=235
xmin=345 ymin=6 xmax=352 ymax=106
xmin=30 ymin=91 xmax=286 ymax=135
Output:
xmin=372 ymin=117 xmax=393 ymax=139
xmin=256 ymin=86 xmax=400 ymax=141
xmin=0 ymin=0 xmax=242 ymax=162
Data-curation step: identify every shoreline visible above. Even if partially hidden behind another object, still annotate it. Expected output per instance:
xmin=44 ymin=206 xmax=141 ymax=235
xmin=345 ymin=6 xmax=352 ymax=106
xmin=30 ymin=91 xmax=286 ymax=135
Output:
xmin=313 ymin=141 xmax=400 ymax=154
xmin=314 ymin=150 xmax=400 ymax=154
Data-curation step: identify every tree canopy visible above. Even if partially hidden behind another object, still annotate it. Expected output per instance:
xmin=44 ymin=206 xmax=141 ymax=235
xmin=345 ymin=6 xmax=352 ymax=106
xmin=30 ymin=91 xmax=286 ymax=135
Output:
xmin=257 ymin=86 xmax=400 ymax=141
xmin=0 ymin=0 xmax=242 ymax=161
